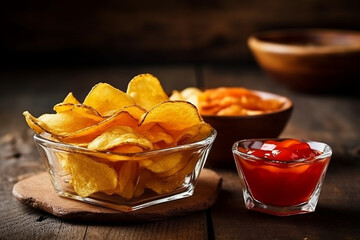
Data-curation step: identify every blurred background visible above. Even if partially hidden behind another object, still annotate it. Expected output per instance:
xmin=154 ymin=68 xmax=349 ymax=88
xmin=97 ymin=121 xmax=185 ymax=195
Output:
xmin=2 ymin=0 xmax=360 ymax=68
xmin=1 ymin=0 xmax=360 ymax=134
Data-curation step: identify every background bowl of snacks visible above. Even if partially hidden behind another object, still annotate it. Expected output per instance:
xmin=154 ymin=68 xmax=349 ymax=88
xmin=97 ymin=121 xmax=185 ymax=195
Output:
xmin=24 ymin=74 xmax=216 ymax=211
xmin=170 ymin=87 xmax=293 ymax=168
xmin=248 ymin=29 xmax=360 ymax=92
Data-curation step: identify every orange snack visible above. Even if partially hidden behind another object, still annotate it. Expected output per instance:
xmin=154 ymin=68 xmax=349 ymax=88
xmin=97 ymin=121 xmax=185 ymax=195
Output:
xmin=171 ymin=87 xmax=285 ymax=116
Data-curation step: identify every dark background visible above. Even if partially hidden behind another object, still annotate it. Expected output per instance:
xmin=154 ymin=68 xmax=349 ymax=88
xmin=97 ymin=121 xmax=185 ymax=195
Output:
xmin=2 ymin=0 xmax=360 ymax=69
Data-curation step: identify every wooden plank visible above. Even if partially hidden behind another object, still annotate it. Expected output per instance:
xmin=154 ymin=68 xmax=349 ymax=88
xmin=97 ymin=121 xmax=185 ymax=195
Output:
xmin=84 ymin=212 xmax=208 ymax=240
xmin=3 ymin=0 xmax=360 ymax=64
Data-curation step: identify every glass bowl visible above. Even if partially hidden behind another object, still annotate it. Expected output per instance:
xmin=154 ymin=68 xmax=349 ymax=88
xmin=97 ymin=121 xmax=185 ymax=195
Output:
xmin=34 ymin=129 xmax=216 ymax=212
xmin=232 ymin=138 xmax=332 ymax=216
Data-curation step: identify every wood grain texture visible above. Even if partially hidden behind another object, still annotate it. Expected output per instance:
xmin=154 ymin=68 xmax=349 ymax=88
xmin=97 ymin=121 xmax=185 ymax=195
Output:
xmin=3 ymin=0 xmax=360 ymax=65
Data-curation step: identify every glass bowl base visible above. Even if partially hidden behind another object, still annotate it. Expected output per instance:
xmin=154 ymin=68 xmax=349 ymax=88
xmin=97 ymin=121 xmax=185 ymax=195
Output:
xmin=243 ymin=188 xmax=320 ymax=216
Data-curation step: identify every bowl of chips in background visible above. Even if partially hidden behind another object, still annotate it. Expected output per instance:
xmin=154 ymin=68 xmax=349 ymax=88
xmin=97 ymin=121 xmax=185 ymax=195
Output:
xmin=170 ymin=87 xmax=293 ymax=168
xmin=24 ymin=74 xmax=216 ymax=211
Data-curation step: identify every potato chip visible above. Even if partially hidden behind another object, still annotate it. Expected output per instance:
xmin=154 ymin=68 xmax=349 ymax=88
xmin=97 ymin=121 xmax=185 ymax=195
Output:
xmin=144 ymin=169 xmax=186 ymax=195
xmin=126 ymin=74 xmax=169 ymax=110
xmin=53 ymin=92 xmax=80 ymax=113
xmin=171 ymin=122 xmax=212 ymax=145
xmin=24 ymin=110 xmax=99 ymax=136
xmin=53 ymin=103 xmax=104 ymax=122
xmin=170 ymin=87 xmax=202 ymax=107
xmin=56 ymin=152 xmax=72 ymax=173
xmin=62 ymin=92 xmax=80 ymax=104
xmin=83 ymin=83 xmax=135 ymax=116
xmin=139 ymin=101 xmax=203 ymax=131
xmin=88 ymin=126 xmax=153 ymax=151
xmin=59 ymin=106 xmax=145 ymax=144
xmin=140 ymin=124 xmax=174 ymax=146
xmin=118 ymin=161 xmax=139 ymax=199
xmin=23 ymin=111 xmax=45 ymax=134
xmin=66 ymin=154 xmax=118 ymax=197
xmin=145 ymin=152 xmax=182 ymax=174
xmin=110 ymin=144 xmax=144 ymax=154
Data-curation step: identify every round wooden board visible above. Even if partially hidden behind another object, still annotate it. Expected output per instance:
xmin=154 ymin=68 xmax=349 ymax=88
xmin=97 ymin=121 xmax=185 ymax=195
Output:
xmin=12 ymin=169 xmax=222 ymax=223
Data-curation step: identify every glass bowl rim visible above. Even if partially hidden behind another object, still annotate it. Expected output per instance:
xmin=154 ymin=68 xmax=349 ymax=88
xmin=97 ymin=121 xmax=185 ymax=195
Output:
xmin=232 ymin=138 xmax=332 ymax=164
xmin=34 ymin=128 xmax=217 ymax=158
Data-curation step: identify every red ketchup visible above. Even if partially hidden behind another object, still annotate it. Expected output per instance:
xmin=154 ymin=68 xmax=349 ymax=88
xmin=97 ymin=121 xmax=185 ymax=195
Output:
xmin=235 ymin=139 xmax=330 ymax=207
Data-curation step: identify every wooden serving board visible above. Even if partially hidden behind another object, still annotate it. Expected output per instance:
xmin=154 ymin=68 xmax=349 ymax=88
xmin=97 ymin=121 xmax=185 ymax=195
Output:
xmin=12 ymin=169 xmax=222 ymax=223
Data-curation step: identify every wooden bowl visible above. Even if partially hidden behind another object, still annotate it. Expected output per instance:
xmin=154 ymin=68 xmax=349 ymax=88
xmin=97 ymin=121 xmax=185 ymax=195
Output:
xmin=203 ymin=90 xmax=293 ymax=169
xmin=248 ymin=29 xmax=360 ymax=92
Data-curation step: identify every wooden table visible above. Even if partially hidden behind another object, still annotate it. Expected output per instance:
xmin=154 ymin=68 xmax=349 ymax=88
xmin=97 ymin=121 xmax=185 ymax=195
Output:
xmin=1 ymin=64 xmax=359 ymax=239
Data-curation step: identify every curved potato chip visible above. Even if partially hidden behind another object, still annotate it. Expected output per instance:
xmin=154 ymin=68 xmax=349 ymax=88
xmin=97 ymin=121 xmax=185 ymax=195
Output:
xmin=59 ymin=105 xmax=146 ymax=144
xmin=53 ymin=103 xmax=104 ymax=122
xmin=171 ymin=122 xmax=213 ymax=145
xmin=53 ymin=103 xmax=74 ymax=113
xmin=23 ymin=111 xmax=45 ymax=134
xmin=66 ymin=154 xmax=118 ymax=197
xmin=25 ymin=110 xmax=99 ymax=136
xmin=88 ymin=126 xmax=153 ymax=151
xmin=62 ymin=92 xmax=80 ymax=104
xmin=53 ymin=92 xmax=80 ymax=112
xmin=126 ymin=74 xmax=169 ymax=110
xmin=170 ymin=87 xmax=202 ymax=107
xmin=145 ymin=152 xmax=182 ymax=174
xmin=142 ymin=169 xmax=185 ymax=195
xmin=83 ymin=83 xmax=135 ymax=115
xmin=110 ymin=145 xmax=144 ymax=154
xmin=141 ymin=124 xmax=174 ymax=146
xmin=118 ymin=161 xmax=139 ymax=199
xmin=139 ymin=101 xmax=203 ymax=131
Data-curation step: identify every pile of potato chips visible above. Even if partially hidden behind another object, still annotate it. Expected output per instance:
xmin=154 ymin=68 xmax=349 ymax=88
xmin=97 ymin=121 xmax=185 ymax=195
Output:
xmin=24 ymin=74 xmax=213 ymax=199
xmin=170 ymin=87 xmax=284 ymax=116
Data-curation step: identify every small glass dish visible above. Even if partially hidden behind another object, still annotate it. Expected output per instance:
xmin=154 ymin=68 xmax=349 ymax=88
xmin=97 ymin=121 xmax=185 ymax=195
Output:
xmin=34 ymin=129 xmax=216 ymax=212
xmin=232 ymin=138 xmax=332 ymax=216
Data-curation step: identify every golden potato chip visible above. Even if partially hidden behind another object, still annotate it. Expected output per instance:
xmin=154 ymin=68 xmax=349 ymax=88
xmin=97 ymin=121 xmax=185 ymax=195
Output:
xmin=62 ymin=92 xmax=80 ymax=104
xmin=59 ymin=106 xmax=145 ymax=144
xmin=145 ymin=152 xmax=182 ymax=174
xmin=24 ymin=110 xmax=99 ymax=136
xmin=83 ymin=83 xmax=135 ymax=116
xmin=118 ymin=161 xmax=139 ymax=199
xmin=126 ymin=74 xmax=169 ymax=110
xmin=88 ymin=126 xmax=153 ymax=151
xmin=53 ymin=103 xmax=74 ymax=113
xmin=53 ymin=103 xmax=104 ymax=122
xmin=23 ymin=111 xmax=45 ymax=134
xmin=143 ymin=169 xmax=185 ymax=195
xmin=140 ymin=124 xmax=174 ymax=146
xmin=66 ymin=154 xmax=118 ymax=197
xmin=110 ymin=144 xmax=144 ymax=154
xmin=170 ymin=87 xmax=202 ymax=107
xmin=139 ymin=101 xmax=203 ymax=131
xmin=171 ymin=122 xmax=212 ymax=145
xmin=56 ymin=152 xmax=72 ymax=173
